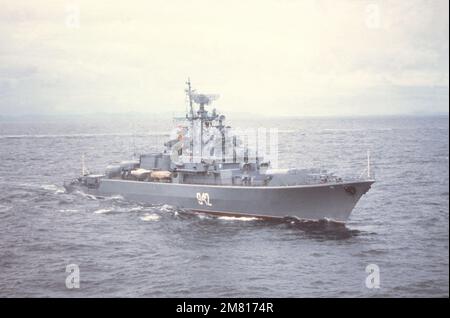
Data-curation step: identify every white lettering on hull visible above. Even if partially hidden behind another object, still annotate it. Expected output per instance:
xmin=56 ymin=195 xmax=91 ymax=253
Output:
xmin=196 ymin=192 xmax=212 ymax=206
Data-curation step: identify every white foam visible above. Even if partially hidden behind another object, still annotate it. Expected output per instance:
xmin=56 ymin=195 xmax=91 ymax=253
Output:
xmin=217 ymin=216 xmax=260 ymax=222
xmin=75 ymin=190 xmax=97 ymax=200
xmin=41 ymin=184 xmax=64 ymax=193
xmin=140 ymin=213 xmax=160 ymax=221
xmin=41 ymin=184 xmax=58 ymax=191
xmin=160 ymin=204 xmax=174 ymax=212
xmin=129 ymin=206 xmax=144 ymax=212
xmin=103 ymin=195 xmax=124 ymax=201
xmin=196 ymin=213 xmax=212 ymax=220
xmin=58 ymin=209 xmax=79 ymax=213
xmin=94 ymin=208 xmax=112 ymax=214
xmin=0 ymin=205 xmax=12 ymax=212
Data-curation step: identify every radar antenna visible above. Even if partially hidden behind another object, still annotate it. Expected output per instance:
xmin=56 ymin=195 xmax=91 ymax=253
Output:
xmin=184 ymin=79 xmax=220 ymax=162
xmin=191 ymin=94 xmax=219 ymax=106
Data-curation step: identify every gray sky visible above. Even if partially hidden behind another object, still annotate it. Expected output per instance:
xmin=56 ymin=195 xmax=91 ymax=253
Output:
xmin=0 ymin=0 xmax=448 ymax=116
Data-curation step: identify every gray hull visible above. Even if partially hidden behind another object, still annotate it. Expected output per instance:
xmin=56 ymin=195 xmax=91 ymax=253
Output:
xmin=87 ymin=179 xmax=374 ymax=222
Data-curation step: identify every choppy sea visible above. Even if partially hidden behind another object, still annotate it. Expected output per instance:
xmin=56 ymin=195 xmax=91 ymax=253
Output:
xmin=0 ymin=115 xmax=448 ymax=297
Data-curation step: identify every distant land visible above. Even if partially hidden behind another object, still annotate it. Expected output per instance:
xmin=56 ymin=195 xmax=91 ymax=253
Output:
xmin=0 ymin=110 xmax=448 ymax=123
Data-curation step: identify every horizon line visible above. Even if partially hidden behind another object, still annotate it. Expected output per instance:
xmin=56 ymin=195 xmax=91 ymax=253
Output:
xmin=0 ymin=111 xmax=448 ymax=119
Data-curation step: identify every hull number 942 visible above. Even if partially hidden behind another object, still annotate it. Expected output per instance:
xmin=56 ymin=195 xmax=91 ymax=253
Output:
xmin=196 ymin=192 xmax=212 ymax=206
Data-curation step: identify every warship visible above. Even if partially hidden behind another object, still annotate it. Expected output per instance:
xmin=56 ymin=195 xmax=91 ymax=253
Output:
xmin=64 ymin=80 xmax=374 ymax=222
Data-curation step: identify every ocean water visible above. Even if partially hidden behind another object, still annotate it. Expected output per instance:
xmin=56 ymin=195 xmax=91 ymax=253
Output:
xmin=0 ymin=115 xmax=448 ymax=297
